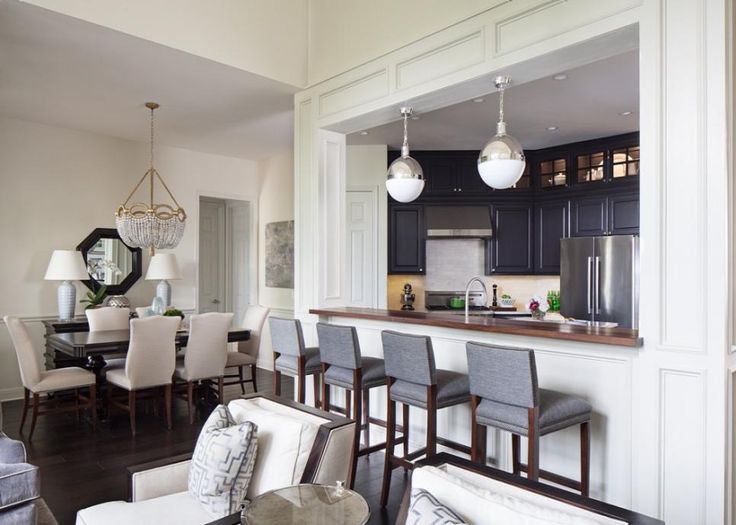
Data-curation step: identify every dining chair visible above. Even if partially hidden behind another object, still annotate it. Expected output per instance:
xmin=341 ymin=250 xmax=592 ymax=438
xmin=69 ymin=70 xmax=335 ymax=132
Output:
xmin=86 ymin=307 xmax=130 ymax=370
xmin=173 ymin=312 xmax=234 ymax=424
xmin=105 ymin=316 xmax=180 ymax=436
xmin=270 ymin=317 xmax=321 ymax=407
xmin=4 ymin=316 xmax=97 ymax=439
xmin=223 ymin=306 xmax=269 ymax=394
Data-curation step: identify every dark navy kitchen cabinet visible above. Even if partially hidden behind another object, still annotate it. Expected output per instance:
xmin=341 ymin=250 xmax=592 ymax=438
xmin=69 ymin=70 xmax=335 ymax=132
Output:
xmin=571 ymin=196 xmax=607 ymax=237
xmin=487 ymin=203 xmax=533 ymax=274
xmin=535 ymin=199 xmax=569 ymax=274
xmin=608 ymin=192 xmax=640 ymax=235
xmin=388 ymin=204 xmax=425 ymax=274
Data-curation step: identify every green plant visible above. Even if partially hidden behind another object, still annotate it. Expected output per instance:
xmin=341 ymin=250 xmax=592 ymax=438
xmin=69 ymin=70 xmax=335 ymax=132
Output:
xmin=80 ymin=285 xmax=107 ymax=310
xmin=501 ymin=294 xmax=511 ymax=299
xmin=163 ymin=307 xmax=184 ymax=319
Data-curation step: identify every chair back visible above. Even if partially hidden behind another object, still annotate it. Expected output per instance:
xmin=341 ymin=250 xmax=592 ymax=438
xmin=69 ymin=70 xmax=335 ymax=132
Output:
xmin=237 ymin=305 xmax=270 ymax=357
xmin=381 ymin=330 xmax=436 ymax=386
xmin=3 ymin=316 xmax=42 ymax=389
xmin=86 ymin=307 xmax=130 ymax=331
xmin=316 ymin=323 xmax=361 ymax=370
xmin=125 ymin=316 xmax=180 ymax=389
xmin=466 ymin=342 xmax=539 ymax=408
xmin=269 ymin=317 xmax=307 ymax=357
xmin=184 ymin=312 xmax=234 ymax=381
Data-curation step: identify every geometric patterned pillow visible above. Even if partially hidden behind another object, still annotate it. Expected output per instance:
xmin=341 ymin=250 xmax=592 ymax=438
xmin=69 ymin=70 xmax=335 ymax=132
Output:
xmin=188 ymin=405 xmax=258 ymax=518
xmin=406 ymin=488 xmax=467 ymax=525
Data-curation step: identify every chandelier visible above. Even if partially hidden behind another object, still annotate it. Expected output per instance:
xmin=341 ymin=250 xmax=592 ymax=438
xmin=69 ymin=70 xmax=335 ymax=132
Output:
xmin=115 ymin=102 xmax=186 ymax=254
xmin=386 ymin=107 xmax=425 ymax=203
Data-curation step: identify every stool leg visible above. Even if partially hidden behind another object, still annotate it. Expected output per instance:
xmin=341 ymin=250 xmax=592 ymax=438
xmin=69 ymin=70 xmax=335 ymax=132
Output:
xmin=297 ymin=356 xmax=306 ymax=404
xmin=320 ymin=364 xmax=330 ymax=414
xmin=580 ymin=421 xmax=590 ymax=496
xmin=527 ymin=407 xmax=540 ymax=481
xmin=345 ymin=389 xmax=352 ymax=419
xmin=402 ymin=403 xmax=410 ymax=459
xmin=512 ymin=434 xmax=521 ymax=475
xmin=426 ymin=385 xmax=437 ymax=457
xmin=272 ymin=352 xmax=281 ymax=396
xmin=381 ymin=378 xmax=396 ymax=508
xmin=362 ymin=388 xmax=370 ymax=451
xmin=348 ymin=370 xmax=362 ymax=489
xmin=312 ymin=373 xmax=320 ymax=409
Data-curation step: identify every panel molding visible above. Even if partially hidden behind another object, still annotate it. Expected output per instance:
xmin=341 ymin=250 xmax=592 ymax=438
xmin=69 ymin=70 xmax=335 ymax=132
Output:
xmin=318 ymin=131 xmax=346 ymax=304
xmin=318 ymin=68 xmax=389 ymax=118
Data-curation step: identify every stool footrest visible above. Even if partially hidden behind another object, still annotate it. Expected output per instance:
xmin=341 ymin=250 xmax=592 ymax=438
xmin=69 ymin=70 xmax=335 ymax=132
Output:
xmin=436 ymin=437 xmax=471 ymax=455
xmin=517 ymin=463 xmax=583 ymax=491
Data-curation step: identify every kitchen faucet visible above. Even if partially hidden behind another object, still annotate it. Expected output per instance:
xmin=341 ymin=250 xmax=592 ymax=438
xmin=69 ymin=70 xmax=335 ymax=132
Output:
xmin=464 ymin=276 xmax=488 ymax=322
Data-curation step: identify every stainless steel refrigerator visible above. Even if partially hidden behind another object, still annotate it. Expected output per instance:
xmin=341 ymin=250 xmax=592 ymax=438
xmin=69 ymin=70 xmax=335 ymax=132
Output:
xmin=560 ymin=235 xmax=639 ymax=328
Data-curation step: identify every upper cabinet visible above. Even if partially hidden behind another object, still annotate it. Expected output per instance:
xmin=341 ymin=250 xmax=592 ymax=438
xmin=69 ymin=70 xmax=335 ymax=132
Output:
xmin=388 ymin=204 xmax=425 ymax=274
xmin=486 ymin=203 xmax=533 ymax=274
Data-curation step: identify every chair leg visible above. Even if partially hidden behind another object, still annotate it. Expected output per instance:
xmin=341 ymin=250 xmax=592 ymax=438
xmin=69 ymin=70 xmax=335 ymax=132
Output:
xmin=89 ymin=385 xmax=97 ymax=431
xmin=106 ymin=382 xmax=113 ymax=417
xmin=29 ymin=393 xmax=39 ymax=440
xmin=344 ymin=389 xmax=352 ymax=419
xmin=218 ymin=376 xmax=224 ymax=404
xmin=527 ymin=407 xmax=540 ymax=481
xmin=402 ymin=403 xmax=410 ymax=460
xmin=297 ymin=357 xmax=306 ymax=404
xmin=362 ymin=389 xmax=370 ymax=452
xmin=250 ymin=364 xmax=258 ymax=393
xmin=187 ymin=382 xmax=194 ymax=425
xmin=380 ymin=379 xmax=396 ymax=508
xmin=273 ymin=352 xmax=281 ymax=397
xmin=129 ymin=390 xmax=137 ymax=437
xmin=512 ymin=434 xmax=521 ymax=475
xmin=312 ymin=373 xmax=320 ymax=409
xmin=238 ymin=366 xmax=246 ymax=395
xmin=75 ymin=388 xmax=80 ymax=423
xmin=580 ymin=421 xmax=590 ymax=497
xmin=320 ymin=364 xmax=330 ymax=414
xmin=426 ymin=385 xmax=437 ymax=458
xmin=348 ymin=371 xmax=362 ymax=490
xmin=20 ymin=388 xmax=29 ymax=432
xmin=471 ymin=395 xmax=487 ymax=464
xmin=165 ymin=384 xmax=173 ymax=430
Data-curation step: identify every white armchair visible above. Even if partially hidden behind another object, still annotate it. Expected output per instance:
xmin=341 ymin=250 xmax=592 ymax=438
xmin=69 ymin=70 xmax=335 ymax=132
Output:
xmin=76 ymin=394 xmax=355 ymax=525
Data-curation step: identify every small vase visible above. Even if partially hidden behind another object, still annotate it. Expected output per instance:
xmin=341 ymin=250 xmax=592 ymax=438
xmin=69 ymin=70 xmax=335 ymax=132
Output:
xmin=531 ymin=310 xmax=546 ymax=320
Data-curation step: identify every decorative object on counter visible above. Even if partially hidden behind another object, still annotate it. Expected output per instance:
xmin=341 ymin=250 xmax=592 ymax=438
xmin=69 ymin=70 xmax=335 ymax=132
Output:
xmin=145 ymin=252 xmax=181 ymax=309
xmin=491 ymin=284 xmax=498 ymax=307
xmin=265 ymin=220 xmax=294 ymax=288
xmin=386 ymin=107 xmax=425 ymax=203
xmin=80 ymin=284 xmax=108 ymax=310
xmin=527 ymin=295 xmax=550 ymax=320
xmin=163 ymin=307 xmax=184 ymax=319
xmin=115 ymin=102 xmax=186 ymax=255
xmin=400 ymin=283 xmax=415 ymax=311
xmin=499 ymin=294 xmax=515 ymax=308
xmin=45 ymin=250 xmax=90 ymax=321
xmin=477 ymin=76 xmax=526 ymax=189
xmin=547 ymin=290 xmax=561 ymax=312
xmin=449 ymin=296 xmax=465 ymax=309
xmin=150 ymin=296 xmax=165 ymax=316
xmin=103 ymin=295 xmax=130 ymax=308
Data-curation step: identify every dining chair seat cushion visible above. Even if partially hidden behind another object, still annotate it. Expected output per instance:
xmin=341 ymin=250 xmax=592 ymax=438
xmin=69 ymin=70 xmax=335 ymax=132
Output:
xmin=476 ymin=388 xmax=592 ymax=437
xmin=324 ymin=357 xmax=386 ymax=390
xmin=390 ymin=369 xmax=470 ymax=409
xmin=75 ymin=490 xmax=212 ymax=525
xmin=188 ymin=405 xmax=258 ymax=518
xmin=105 ymin=368 xmax=170 ymax=391
xmin=0 ymin=463 xmax=40 ymax=512
xmin=226 ymin=352 xmax=257 ymax=367
xmin=30 ymin=368 xmax=96 ymax=394
xmin=274 ymin=347 xmax=321 ymax=375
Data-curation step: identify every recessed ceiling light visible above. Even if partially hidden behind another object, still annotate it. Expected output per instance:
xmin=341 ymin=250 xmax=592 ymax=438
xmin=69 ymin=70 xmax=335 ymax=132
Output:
xmin=360 ymin=131 xmax=369 ymax=135
xmin=546 ymin=126 xmax=559 ymax=131
xmin=473 ymin=98 xmax=485 ymax=103
xmin=619 ymin=111 xmax=633 ymax=116
xmin=553 ymin=74 xmax=568 ymax=81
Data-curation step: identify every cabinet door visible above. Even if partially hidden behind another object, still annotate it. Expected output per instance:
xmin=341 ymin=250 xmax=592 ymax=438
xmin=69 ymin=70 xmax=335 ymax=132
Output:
xmin=388 ymin=205 xmax=425 ymax=274
xmin=571 ymin=196 xmax=607 ymax=237
xmin=608 ymin=192 xmax=639 ymax=235
xmin=456 ymin=154 xmax=490 ymax=194
xmin=487 ymin=203 xmax=533 ymax=274
xmin=535 ymin=200 xmax=569 ymax=274
xmin=421 ymin=154 xmax=458 ymax=195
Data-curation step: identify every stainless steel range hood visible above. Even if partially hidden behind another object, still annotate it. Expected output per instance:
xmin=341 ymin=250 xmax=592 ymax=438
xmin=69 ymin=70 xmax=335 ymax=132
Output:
xmin=426 ymin=205 xmax=493 ymax=238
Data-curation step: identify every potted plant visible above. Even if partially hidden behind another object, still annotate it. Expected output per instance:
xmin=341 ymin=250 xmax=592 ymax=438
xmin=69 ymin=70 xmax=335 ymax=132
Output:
xmin=163 ymin=307 xmax=185 ymax=328
xmin=80 ymin=284 xmax=108 ymax=310
xmin=526 ymin=296 xmax=550 ymax=320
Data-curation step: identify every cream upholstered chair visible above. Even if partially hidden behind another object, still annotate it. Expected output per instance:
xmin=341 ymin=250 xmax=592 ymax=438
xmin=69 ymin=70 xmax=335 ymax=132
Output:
xmin=224 ymin=305 xmax=269 ymax=394
xmin=173 ymin=312 xmax=233 ymax=424
xmin=86 ymin=307 xmax=130 ymax=370
xmin=105 ymin=316 xmax=180 ymax=435
xmin=4 ymin=316 xmax=97 ymax=439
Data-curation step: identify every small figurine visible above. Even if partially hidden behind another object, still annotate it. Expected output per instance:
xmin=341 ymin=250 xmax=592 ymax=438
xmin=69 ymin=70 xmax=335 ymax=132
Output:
xmin=492 ymin=283 xmax=499 ymax=307
xmin=400 ymin=283 xmax=416 ymax=311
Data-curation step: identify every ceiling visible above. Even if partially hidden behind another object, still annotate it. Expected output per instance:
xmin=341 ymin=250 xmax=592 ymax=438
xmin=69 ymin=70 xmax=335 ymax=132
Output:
xmin=347 ymin=51 xmax=639 ymax=151
xmin=0 ymin=1 xmax=298 ymax=161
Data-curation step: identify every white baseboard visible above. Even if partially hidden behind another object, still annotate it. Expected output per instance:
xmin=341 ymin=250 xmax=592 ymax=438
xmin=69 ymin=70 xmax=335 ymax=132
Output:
xmin=0 ymin=387 xmax=24 ymax=402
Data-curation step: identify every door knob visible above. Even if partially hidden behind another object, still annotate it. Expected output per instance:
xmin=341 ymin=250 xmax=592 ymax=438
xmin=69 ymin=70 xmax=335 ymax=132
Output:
xmin=212 ymin=299 xmax=221 ymax=304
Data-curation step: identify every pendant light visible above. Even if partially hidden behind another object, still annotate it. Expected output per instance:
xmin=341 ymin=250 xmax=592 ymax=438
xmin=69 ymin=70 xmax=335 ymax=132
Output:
xmin=386 ymin=107 xmax=425 ymax=203
xmin=477 ymin=76 xmax=526 ymax=189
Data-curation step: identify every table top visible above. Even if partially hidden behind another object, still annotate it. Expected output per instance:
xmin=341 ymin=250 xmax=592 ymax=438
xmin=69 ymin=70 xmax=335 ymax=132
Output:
xmin=242 ymin=484 xmax=369 ymax=525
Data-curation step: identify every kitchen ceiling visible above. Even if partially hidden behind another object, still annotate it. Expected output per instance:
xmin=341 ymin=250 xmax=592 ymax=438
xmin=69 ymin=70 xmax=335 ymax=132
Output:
xmin=347 ymin=50 xmax=638 ymax=151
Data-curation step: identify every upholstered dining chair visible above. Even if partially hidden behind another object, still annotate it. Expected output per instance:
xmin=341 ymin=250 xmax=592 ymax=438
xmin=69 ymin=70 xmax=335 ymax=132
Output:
xmin=105 ymin=315 xmax=180 ymax=436
xmin=4 ymin=316 xmax=97 ymax=439
xmin=86 ymin=307 xmax=130 ymax=370
xmin=224 ymin=305 xmax=270 ymax=394
xmin=173 ymin=312 xmax=234 ymax=424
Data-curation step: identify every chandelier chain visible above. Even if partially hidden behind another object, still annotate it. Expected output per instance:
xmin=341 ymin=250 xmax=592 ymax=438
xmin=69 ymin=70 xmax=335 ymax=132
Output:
xmin=149 ymin=105 xmax=155 ymax=170
xmin=498 ymin=86 xmax=505 ymax=125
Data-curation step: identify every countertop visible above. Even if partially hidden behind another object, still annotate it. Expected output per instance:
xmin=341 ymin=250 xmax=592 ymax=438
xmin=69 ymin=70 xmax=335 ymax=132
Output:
xmin=309 ymin=307 xmax=642 ymax=348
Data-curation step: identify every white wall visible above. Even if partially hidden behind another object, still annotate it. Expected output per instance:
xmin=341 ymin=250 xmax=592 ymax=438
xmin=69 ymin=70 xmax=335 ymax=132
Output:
xmin=0 ymin=116 xmax=288 ymax=400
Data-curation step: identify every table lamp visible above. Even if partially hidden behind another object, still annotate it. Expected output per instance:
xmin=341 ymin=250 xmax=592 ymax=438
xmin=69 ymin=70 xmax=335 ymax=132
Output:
xmin=145 ymin=253 xmax=181 ymax=309
xmin=44 ymin=250 xmax=89 ymax=321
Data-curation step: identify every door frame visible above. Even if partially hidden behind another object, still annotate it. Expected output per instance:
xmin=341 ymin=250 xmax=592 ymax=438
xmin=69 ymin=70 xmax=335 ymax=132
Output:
xmin=346 ymin=186 xmax=380 ymax=307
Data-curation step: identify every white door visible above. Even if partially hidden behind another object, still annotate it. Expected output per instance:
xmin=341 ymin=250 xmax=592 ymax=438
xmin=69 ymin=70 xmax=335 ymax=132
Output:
xmin=346 ymin=190 xmax=376 ymax=307
xmin=199 ymin=198 xmax=226 ymax=313
xmin=228 ymin=201 xmax=250 ymax=325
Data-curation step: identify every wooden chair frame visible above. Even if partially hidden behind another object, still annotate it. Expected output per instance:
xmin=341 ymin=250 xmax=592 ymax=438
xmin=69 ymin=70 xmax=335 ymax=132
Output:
xmin=20 ymin=385 xmax=96 ymax=439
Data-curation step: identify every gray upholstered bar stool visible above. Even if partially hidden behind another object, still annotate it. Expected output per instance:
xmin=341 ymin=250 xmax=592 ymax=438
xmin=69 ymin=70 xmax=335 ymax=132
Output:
xmin=380 ymin=330 xmax=470 ymax=507
xmin=270 ymin=317 xmax=321 ymax=407
xmin=466 ymin=341 xmax=592 ymax=496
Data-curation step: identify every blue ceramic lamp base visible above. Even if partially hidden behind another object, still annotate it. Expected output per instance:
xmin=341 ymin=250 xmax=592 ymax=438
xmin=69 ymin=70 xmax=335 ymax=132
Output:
xmin=57 ymin=280 xmax=76 ymax=321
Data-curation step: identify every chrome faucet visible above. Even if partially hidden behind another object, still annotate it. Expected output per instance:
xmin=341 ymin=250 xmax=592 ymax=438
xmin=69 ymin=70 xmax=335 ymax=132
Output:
xmin=464 ymin=276 xmax=488 ymax=322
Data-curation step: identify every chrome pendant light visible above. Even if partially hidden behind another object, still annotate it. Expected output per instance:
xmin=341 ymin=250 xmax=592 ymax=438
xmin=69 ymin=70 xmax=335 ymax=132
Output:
xmin=386 ymin=107 xmax=425 ymax=203
xmin=477 ymin=76 xmax=526 ymax=189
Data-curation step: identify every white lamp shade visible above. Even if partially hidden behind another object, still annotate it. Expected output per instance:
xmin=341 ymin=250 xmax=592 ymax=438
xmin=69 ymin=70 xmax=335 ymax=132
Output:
xmin=386 ymin=178 xmax=425 ymax=203
xmin=146 ymin=253 xmax=182 ymax=280
xmin=477 ymin=158 xmax=526 ymax=189
xmin=44 ymin=250 xmax=89 ymax=281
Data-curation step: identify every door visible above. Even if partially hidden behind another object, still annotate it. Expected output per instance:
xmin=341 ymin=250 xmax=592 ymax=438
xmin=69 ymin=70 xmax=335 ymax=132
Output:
xmin=346 ymin=191 xmax=377 ymax=307
xmin=199 ymin=199 xmax=226 ymax=313
xmin=535 ymin=199 xmax=569 ymax=274
xmin=388 ymin=204 xmax=425 ymax=274
xmin=228 ymin=201 xmax=251 ymax=324
xmin=487 ymin=203 xmax=533 ymax=274
xmin=594 ymin=235 xmax=638 ymax=328
xmin=560 ymin=237 xmax=595 ymax=321
xmin=608 ymin=192 xmax=639 ymax=235
xmin=571 ymin=196 xmax=607 ymax=237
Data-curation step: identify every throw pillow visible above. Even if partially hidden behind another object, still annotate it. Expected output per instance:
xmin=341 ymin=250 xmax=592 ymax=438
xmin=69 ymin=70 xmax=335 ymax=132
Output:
xmin=188 ymin=404 xmax=258 ymax=517
xmin=407 ymin=488 xmax=467 ymax=525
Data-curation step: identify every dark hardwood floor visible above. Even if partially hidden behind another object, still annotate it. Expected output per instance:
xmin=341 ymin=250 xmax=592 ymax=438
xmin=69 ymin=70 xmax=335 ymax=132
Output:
xmin=0 ymin=369 xmax=408 ymax=525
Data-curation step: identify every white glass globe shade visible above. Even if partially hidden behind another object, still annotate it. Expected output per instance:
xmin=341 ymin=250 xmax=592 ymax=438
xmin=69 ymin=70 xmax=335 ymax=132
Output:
xmin=477 ymin=133 xmax=526 ymax=189
xmin=386 ymin=155 xmax=425 ymax=203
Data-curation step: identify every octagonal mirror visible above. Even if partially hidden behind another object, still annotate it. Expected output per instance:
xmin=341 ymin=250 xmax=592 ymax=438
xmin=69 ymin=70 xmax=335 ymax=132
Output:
xmin=76 ymin=228 xmax=142 ymax=295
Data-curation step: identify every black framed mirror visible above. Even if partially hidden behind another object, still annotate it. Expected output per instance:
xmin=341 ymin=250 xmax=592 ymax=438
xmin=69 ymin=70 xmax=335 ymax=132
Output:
xmin=76 ymin=228 xmax=142 ymax=295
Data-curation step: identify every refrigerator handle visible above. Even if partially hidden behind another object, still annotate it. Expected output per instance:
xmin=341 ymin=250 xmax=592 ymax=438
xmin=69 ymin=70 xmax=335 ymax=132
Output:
xmin=595 ymin=256 xmax=601 ymax=314
xmin=587 ymin=256 xmax=592 ymax=314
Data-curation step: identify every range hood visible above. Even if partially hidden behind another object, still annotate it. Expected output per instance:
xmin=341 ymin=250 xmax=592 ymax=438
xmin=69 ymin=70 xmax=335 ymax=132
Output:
xmin=426 ymin=205 xmax=493 ymax=238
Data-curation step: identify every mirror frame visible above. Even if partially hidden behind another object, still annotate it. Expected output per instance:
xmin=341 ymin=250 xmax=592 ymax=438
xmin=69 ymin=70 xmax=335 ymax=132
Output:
xmin=76 ymin=228 xmax=142 ymax=295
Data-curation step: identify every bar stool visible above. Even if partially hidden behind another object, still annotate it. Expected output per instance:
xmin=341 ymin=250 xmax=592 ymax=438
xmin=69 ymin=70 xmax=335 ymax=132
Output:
xmin=270 ymin=317 xmax=321 ymax=407
xmin=380 ymin=330 xmax=470 ymax=507
xmin=316 ymin=323 xmax=406 ymax=489
xmin=466 ymin=341 xmax=592 ymax=496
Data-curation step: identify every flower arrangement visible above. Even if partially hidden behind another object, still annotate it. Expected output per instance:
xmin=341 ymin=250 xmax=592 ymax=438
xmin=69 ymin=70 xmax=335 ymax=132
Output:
xmin=526 ymin=295 xmax=550 ymax=319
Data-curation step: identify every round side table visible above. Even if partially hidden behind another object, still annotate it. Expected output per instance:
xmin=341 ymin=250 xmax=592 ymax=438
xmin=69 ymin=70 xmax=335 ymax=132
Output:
xmin=242 ymin=483 xmax=369 ymax=525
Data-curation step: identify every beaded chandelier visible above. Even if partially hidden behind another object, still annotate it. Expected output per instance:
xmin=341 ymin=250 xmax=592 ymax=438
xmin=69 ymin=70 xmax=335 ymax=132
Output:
xmin=115 ymin=103 xmax=186 ymax=255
